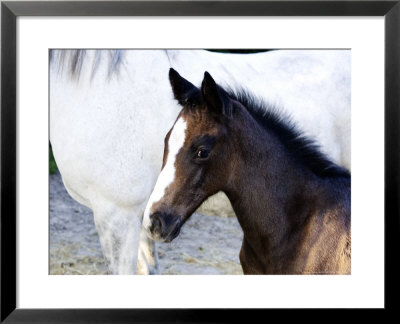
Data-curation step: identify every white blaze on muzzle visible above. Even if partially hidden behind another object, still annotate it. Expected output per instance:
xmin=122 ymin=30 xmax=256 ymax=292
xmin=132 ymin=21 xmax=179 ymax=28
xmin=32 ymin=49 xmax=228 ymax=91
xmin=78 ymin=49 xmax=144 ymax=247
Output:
xmin=143 ymin=117 xmax=187 ymax=231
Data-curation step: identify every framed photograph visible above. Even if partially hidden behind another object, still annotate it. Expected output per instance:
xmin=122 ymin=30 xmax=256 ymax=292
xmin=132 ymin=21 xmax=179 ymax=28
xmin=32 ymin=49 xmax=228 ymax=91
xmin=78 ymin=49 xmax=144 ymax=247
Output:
xmin=1 ymin=0 xmax=399 ymax=322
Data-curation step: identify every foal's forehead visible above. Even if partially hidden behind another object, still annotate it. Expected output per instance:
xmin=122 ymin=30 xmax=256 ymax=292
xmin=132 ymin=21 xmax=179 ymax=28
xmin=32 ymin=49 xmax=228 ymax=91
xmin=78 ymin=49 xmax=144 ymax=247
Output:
xmin=181 ymin=108 xmax=218 ymax=131
xmin=169 ymin=116 xmax=187 ymax=144
xmin=167 ymin=108 xmax=218 ymax=150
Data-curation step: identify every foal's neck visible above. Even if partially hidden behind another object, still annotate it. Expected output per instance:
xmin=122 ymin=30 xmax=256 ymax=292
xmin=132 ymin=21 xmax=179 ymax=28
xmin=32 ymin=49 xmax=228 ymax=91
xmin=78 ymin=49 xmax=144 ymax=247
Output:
xmin=223 ymin=105 xmax=347 ymax=273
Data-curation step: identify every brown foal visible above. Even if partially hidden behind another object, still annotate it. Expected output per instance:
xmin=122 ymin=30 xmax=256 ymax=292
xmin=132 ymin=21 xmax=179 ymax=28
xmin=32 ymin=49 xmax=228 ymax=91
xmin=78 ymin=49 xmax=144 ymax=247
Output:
xmin=144 ymin=68 xmax=351 ymax=274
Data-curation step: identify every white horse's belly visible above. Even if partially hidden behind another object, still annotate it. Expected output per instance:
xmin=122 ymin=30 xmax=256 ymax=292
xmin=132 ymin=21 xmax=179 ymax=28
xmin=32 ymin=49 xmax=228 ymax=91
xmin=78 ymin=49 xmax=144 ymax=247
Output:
xmin=50 ymin=52 xmax=177 ymax=210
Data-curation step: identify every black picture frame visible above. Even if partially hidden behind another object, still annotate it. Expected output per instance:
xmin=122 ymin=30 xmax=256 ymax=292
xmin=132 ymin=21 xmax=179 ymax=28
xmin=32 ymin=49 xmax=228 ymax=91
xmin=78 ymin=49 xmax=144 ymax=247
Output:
xmin=1 ymin=0 xmax=399 ymax=322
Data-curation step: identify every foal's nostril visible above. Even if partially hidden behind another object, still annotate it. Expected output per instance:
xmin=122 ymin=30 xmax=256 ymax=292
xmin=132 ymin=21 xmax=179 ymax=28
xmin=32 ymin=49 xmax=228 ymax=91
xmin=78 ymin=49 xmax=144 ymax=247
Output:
xmin=150 ymin=213 xmax=163 ymax=234
xmin=149 ymin=212 xmax=182 ymax=242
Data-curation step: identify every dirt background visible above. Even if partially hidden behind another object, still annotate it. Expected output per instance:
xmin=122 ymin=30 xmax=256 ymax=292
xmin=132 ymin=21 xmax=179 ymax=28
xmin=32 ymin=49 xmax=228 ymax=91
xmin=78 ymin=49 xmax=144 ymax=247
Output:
xmin=50 ymin=172 xmax=244 ymax=275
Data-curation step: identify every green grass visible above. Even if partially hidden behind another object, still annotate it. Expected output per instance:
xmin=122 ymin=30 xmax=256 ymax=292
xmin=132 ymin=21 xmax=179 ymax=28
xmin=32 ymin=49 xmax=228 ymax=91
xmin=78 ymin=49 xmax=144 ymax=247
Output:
xmin=49 ymin=144 xmax=58 ymax=174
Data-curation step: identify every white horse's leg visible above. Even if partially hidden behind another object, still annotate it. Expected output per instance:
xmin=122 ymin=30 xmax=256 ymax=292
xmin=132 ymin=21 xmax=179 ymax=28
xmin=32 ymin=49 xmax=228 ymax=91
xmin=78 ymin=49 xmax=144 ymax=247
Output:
xmin=137 ymin=227 xmax=159 ymax=275
xmin=92 ymin=200 xmax=159 ymax=275
xmin=92 ymin=203 xmax=143 ymax=275
xmin=63 ymin=178 xmax=158 ymax=274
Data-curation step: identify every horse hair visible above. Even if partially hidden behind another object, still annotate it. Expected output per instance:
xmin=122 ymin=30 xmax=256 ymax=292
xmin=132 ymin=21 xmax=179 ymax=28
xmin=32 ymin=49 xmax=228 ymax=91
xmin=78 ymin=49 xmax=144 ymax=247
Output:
xmin=49 ymin=49 xmax=124 ymax=80
xmin=226 ymin=88 xmax=350 ymax=179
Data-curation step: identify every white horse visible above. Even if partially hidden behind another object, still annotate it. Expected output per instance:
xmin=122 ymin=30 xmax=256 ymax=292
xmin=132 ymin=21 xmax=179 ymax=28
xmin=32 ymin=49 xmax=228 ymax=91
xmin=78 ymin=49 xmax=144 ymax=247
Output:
xmin=50 ymin=49 xmax=350 ymax=274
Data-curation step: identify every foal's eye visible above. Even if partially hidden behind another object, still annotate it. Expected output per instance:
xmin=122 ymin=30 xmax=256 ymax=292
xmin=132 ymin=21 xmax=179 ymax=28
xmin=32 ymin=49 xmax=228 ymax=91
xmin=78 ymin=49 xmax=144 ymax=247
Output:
xmin=196 ymin=148 xmax=210 ymax=159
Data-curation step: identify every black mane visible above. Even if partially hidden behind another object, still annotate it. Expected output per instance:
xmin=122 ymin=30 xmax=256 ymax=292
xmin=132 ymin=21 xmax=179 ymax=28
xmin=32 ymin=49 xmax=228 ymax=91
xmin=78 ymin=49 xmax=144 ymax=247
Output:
xmin=227 ymin=89 xmax=350 ymax=179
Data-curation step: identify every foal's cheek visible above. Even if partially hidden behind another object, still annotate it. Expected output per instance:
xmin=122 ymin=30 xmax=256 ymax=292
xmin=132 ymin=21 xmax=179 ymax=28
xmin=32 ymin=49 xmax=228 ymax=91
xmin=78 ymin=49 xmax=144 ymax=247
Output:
xmin=192 ymin=168 xmax=206 ymax=189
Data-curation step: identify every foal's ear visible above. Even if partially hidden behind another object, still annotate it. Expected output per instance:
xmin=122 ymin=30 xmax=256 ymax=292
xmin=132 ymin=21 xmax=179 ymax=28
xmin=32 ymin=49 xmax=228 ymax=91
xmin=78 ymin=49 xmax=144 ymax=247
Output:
xmin=169 ymin=68 xmax=201 ymax=107
xmin=201 ymin=72 xmax=232 ymax=117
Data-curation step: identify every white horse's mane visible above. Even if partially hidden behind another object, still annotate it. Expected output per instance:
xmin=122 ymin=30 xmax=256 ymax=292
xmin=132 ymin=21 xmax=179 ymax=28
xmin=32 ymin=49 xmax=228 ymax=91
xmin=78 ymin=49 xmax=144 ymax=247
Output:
xmin=50 ymin=49 xmax=126 ymax=80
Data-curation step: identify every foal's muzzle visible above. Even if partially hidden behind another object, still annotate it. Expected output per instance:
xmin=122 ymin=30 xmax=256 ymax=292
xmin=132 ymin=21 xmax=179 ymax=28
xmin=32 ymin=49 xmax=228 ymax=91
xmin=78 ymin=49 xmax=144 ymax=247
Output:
xmin=148 ymin=212 xmax=182 ymax=243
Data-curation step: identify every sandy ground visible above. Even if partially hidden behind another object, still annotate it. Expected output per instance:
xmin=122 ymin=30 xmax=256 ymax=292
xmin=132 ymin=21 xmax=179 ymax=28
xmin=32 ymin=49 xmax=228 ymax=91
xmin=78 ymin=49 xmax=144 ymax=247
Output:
xmin=50 ymin=172 xmax=244 ymax=275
